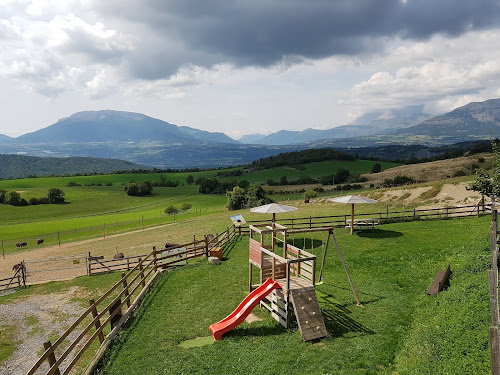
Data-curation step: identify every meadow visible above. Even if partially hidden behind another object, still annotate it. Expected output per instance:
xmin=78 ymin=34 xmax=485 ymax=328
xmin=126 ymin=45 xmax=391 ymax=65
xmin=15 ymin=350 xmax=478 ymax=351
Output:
xmin=95 ymin=216 xmax=492 ymax=374
xmin=0 ymin=159 xmax=398 ymax=249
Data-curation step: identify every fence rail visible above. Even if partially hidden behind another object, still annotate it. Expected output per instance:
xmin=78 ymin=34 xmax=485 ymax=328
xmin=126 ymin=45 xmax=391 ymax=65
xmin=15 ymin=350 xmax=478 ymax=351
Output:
xmin=20 ymin=200 xmax=490 ymax=374
xmin=26 ymin=224 xmax=240 ymax=374
xmin=0 ymin=265 xmax=25 ymax=292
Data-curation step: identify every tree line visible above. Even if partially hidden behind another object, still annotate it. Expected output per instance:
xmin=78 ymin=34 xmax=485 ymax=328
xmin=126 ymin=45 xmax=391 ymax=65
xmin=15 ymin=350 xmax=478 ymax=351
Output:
xmin=0 ymin=188 xmax=65 ymax=206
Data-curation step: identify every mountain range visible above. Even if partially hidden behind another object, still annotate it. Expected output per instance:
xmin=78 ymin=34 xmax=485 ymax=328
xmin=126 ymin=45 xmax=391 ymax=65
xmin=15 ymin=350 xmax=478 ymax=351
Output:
xmin=1 ymin=99 xmax=500 ymax=168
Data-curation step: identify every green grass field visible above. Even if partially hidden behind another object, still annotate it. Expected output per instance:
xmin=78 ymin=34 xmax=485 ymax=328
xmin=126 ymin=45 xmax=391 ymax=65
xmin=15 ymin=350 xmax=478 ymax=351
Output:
xmin=0 ymin=159 xmax=398 ymax=249
xmin=95 ymin=216 xmax=491 ymax=374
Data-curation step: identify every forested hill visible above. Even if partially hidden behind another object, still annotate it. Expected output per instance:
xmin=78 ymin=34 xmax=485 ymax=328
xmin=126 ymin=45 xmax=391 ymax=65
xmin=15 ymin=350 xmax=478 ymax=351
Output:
xmin=0 ymin=155 xmax=149 ymax=179
xmin=249 ymin=148 xmax=355 ymax=170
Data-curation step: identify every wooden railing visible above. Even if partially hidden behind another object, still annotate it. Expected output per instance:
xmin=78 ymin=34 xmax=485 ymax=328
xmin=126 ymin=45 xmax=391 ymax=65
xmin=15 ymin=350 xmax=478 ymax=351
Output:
xmin=240 ymin=203 xmax=490 ymax=232
xmin=26 ymin=224 xmax=240 ymax=374
xmin=0 ymin=264 xmax=26 ymax=292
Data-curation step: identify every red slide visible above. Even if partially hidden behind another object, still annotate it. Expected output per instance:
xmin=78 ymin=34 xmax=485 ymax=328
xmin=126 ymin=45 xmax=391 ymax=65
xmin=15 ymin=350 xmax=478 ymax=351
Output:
xmin=209 ymin=278 xmax=282 ymax=340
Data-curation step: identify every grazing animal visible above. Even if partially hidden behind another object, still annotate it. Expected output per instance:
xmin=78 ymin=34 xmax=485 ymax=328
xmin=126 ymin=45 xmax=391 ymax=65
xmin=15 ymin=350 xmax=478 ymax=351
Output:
xmin=36 ymin=238 xmax=44 ymax=246
xmin=114 ymin=252 xmax=124 ymax=260
xmin=16 ymin=242 xmax=27 ymax=248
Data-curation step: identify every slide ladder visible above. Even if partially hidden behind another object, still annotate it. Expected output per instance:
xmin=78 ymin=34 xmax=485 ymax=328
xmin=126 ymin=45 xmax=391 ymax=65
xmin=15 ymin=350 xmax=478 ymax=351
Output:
xmin=290 ymin=288 xmax=328 ymax=341
xmin=209 ymin=278 xmax=282 ymax=340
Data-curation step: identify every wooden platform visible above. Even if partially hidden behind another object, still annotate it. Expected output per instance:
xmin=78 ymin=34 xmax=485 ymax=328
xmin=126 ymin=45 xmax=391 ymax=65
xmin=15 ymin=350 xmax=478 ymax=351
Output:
xmin=275 ymin=276 xmax=314 ymax=293
xmin=290 ymin=288 xmax=327 ymax=341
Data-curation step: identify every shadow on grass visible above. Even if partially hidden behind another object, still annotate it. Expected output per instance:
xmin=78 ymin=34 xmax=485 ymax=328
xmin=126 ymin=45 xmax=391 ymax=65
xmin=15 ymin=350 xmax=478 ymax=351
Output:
xmin=222 ymin=235 xmax=243 ymax=260
xmin=286 ymin=238 xmax=324 ymax=249
xmin=223 ymin=324 xmax=285 ymax=339
xmin=355 ymin=229 xmax=403 ymax=239
xmin=318 ymin=290 xmax=376 ymax=338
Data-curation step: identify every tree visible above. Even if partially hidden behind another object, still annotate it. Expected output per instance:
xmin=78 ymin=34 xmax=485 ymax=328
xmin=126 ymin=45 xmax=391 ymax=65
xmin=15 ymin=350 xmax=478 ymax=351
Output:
xmin=124 ymin=181 xmax=153 ymax=196
xmin=226 ymin=186 xmax=247 ymax=210
xmin=180 ymin=203 xmax=192 ymax=212
xmin=469 ymin=140 xmax=500 ymax=198
xmin=303 ymin=189 xmax=317 ymax=203
xmin=0 ymin=190 xmax=6 ymax=203
xmin=237 ymin=179 xmax=250 ymax=189
xmin=371 ymin=163 xmax=382 ymax=173
xmin=186 ymin=175 xmax=194 ymax=185
xmin=5 ymin=191 xmax=22 ymax=206
xmin=164 ymin=205 xmax=179 ymax=215
xmin=47 ymin=188 xmax=65 ymax=203
xmin=335 ymin=168 xmax=350 ymax=183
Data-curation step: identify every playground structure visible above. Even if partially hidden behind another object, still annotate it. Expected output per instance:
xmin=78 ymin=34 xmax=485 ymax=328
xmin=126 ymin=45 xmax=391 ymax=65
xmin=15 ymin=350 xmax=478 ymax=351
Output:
xmin=210 ymin=222 xmax=361 ymax=342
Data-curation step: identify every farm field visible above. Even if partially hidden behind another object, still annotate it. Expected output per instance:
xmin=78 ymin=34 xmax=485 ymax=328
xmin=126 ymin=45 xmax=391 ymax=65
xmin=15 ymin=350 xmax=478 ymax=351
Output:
xmin=0 ymin=158 xmax=399 ymax=251
xmin=95 ymin=216 xmax=491 ymax=374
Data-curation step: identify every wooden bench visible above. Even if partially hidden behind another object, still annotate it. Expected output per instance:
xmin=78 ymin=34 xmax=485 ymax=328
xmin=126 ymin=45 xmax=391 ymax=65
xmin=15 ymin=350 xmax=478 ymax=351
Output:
xmin=426 ymin=264 xmax=451 ymax=295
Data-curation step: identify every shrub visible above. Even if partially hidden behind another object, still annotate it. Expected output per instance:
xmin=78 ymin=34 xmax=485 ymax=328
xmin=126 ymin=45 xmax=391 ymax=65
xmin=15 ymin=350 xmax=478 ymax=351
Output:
xmin=478 ymin=157 xmax=485 ymax=163
xmin=303 ymin=190 xmax=317 ymax=202
xmin=371 ymin=163 xmax=382 ymax=173
xmin=47 ymin=188 xmax=65 ymax=203
xmin=186 ymin=175 xmax=194 ymax=185
xmin=180 ymin=203 xmax=192 ymax=212
xmin=66 ymin=181 xmax=81 ymax=187
xmin=125 ymin=181 xmax=153 ymax=196
xmin=0 ymin=190 xmax=6 ymax=203
xmin=164 ymin=205 xmax=179 ymax=215
xmin=453 ymin=170 xmax=467 ymax=177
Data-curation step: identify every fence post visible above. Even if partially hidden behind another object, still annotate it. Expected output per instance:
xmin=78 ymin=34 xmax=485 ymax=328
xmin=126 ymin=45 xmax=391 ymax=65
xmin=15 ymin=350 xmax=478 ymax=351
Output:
xmin=121 ymin=272 xmax=131 ymax=308
xmin=446 ymin=207 xmax=449 ymax=218
xmin=309 ymin=216 xmax=312 ymax=229
xmin=386 ymin=205 xmax=389 ymax=219
xmin=89 ymin=299 xmax=105 ymax=344
xmin=87 ymin=252 xmax=91 ymax=276
xmin=153 ymin=247 xmax=158 ymax=272
xmin=139 ymin=258 xmax=145 ymax=288
xmin=1 ymin=238 xmax=4 ymax=259
xmin=58 ymin=230 xmax=61 ymax=247
xmin=490 ymin=209 xmax=500 ymax=375
xmin=413 ymin=208 xmax=416 ymax=217
xmin=205 ymin=236 xmax=209 ymax=259
xmin=103 ymin=222 xmax=106 ymax=238
xmin=43 ymin=340 xmax=61 ymax=375
xmin=21 ymin=261 xmax=26 ymax=286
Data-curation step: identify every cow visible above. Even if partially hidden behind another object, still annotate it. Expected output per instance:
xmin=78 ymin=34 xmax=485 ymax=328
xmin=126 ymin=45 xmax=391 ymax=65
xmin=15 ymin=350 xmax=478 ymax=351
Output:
xmin=36 ymin=238 xmax=44 ymax=246
xmin=16 ymin=242 xmax=27 ymax=248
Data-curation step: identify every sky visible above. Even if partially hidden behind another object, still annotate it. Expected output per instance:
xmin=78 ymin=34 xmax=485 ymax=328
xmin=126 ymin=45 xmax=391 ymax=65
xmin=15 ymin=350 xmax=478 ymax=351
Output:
xmin=2 ymin=0 xmax=500 ymax=140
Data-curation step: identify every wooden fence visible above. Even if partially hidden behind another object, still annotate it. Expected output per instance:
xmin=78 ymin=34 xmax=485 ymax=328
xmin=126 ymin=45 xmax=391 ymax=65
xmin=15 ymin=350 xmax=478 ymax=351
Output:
xmin=26 ymin=224 xmax=239 ymax=374
xmin=489 ymin=209 xmax=500 ymax=375
xmin=21 ymin=201 xmax=490 ymax=374
xmin=0 ymin=264 xmax=26 ymax=292
xmin=240 ymin=202 xmax=490 ymax=232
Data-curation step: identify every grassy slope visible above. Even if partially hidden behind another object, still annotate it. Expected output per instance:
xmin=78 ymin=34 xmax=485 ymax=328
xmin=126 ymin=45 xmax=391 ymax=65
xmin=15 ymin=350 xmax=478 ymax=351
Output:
xmin=96 ymin=216 xmax=491 ymax=374
xmin=0 ymin=159 xmax=398 ymax=245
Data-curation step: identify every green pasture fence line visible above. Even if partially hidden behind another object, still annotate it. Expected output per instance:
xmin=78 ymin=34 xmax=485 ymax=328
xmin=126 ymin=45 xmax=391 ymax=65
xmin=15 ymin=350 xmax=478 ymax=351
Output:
xmin=0 ymin=206 xmax=226 ymax=253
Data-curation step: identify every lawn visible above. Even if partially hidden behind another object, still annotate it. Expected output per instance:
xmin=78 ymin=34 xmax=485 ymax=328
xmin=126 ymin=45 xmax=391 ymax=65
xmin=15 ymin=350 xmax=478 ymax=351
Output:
xmin=96 ymin=216 xmax=492 ymax=374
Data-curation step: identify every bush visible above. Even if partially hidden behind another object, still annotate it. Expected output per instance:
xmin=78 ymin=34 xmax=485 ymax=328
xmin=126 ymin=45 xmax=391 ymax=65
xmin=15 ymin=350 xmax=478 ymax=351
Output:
xmin=66 ymin=181 xmax=81 ymax=187
xmin=453 ymin=170 xmax=467 ymax=177
xmin=303 ymin=189 xmax=317 ymax=202
xmin=180 ymin=203 xmax=192 ymax=212
xmin=0 ymin=190 xmax=5 ymax=204
xmin=478 ymin=157 xmax=485 ymax=163
xmin=164 ymin=205 xmax=179 ymax=215
xmin=47 ymin=188 xmax=65 ymax=203
xmin=125 ymin=181 xmax=153 ymax=196
xmin=371 ymin=163 xmax=382 ymax=173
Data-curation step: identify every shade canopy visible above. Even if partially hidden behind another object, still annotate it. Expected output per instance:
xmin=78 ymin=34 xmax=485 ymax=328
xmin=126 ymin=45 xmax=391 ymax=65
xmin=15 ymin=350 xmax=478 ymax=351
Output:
xmin=250 ymin=203 xmax=298 ymax=214
xmin=329 ymin=195 xmax=379 ymax=235
xmin=329 ymin=195 xmax=379 ymax=204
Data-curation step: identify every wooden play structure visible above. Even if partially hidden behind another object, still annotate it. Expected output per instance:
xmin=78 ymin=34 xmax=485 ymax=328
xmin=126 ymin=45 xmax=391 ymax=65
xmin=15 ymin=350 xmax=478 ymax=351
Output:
xmin=247 ymin=222 xmax=361 ymax=341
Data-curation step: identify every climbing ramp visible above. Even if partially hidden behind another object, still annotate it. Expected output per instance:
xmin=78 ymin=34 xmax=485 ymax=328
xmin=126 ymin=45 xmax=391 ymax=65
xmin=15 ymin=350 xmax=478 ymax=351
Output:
xmin=290 ymin=288 xmax=327 ymax=341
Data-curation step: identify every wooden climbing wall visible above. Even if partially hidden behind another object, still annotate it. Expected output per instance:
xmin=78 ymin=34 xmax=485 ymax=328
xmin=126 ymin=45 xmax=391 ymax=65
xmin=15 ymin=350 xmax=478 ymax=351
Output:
xmin=290 ymin=288 xmax=328 ymax=341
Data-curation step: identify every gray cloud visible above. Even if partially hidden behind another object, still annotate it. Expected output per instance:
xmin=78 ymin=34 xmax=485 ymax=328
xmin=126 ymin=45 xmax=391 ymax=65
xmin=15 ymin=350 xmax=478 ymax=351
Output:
xmin=95 ymin=0 xmax=500 ymax=79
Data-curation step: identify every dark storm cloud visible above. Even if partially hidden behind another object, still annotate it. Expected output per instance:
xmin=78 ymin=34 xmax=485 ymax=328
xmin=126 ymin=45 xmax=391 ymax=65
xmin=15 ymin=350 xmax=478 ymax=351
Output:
xmin=96 ymin=0 xmax=500 ymax=79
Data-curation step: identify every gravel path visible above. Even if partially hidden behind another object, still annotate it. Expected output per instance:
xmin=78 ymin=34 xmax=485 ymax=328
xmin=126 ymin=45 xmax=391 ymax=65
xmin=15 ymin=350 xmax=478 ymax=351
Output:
xmin=0 ymin=286 xmax=85 ymax=375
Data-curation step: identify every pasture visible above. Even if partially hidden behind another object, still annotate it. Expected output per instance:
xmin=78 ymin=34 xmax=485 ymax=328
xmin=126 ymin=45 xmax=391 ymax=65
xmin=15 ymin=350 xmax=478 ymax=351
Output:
xmin=95 ymin=216 xmax=491 ymax=374
xmin=0 ymin=159 xmax=398 ymax=250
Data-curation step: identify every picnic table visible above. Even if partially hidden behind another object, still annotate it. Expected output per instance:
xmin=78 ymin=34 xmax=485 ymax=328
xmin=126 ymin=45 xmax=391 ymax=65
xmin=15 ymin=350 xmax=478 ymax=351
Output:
xmin=346 ymin=218 xmax=379 ymax=229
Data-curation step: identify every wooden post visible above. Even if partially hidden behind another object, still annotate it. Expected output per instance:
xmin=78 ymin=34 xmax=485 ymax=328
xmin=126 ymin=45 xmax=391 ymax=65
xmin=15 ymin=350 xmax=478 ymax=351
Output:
xmin=309 ymin=216 xmax=312 ymax=229
xmin=43 ymin=340 xmax=61 ymax=375
xmin=21 ymin=261 xmax=26 ymax=286
xmin=386 ymin=205 xmax=389 ymax=219
xmin=1 ymin=238 xmax=4 ymax=259
xmin=121 ymin=272 xmax=131 ymax=308
xmin=139 ymin=259 xmax=145 ymax=288
xmin=142 ymin=216 xmax=144 ymax=230
xmin=103 ymin=222 xmax=106 ymax=238
xmin=350 ymin=203 xmax=355 ymax=235
xmin=153 ymin=247 xmax=158 ymax=272
xmin=205 ymin=236 xmax=209 ymax=259
xmin=58 ymin=230 xmax=60 ymax=246
xmin=89 ymin=299 xmax=105 ymax=344
xmin=318 ymin=229 xmax=331 ymax=283
xmin=489 ymin=270 xmax=499 ymax=326
xmin=332 ymin=233 xmax=362 ymax=306
xmin=88 ymin=252 xmax=91 ymax=275
xmin=249 ymin=263 xmax=253 ymax=293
